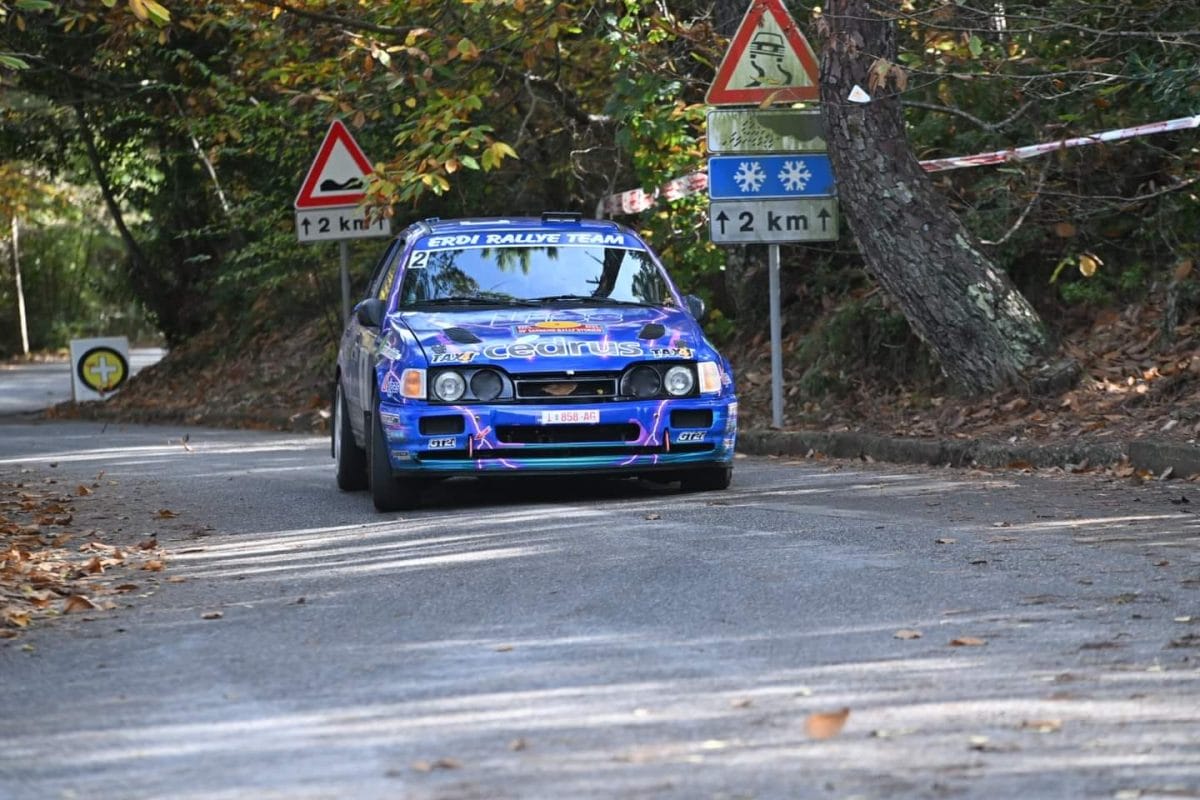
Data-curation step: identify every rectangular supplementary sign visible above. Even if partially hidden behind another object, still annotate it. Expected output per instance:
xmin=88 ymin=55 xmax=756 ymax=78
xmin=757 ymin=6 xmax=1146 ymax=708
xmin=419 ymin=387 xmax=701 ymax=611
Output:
xmin=707 ymin=154 xmax=834 ymax=200
xmin=709 ymin=198 xmax=839 ymax=244
xmin=707 ymin=109 xmax=826 ymax=154
xmin=296 ymin=207 xmax=390 ymax=242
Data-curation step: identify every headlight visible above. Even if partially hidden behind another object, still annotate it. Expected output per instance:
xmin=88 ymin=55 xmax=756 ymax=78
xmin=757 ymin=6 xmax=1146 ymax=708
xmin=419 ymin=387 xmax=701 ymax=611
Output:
xmin=697 ymin=361 xmax=721 ymax=394
xmin=470 ymin=369 xmax=503 ymax=401
xmin=663 ymin=365 xmax=695 ymax=396
xmin=432 ymin=370 xmax=466 ymax=401
xmin=622 ymin=365 xmax=662 ymax=399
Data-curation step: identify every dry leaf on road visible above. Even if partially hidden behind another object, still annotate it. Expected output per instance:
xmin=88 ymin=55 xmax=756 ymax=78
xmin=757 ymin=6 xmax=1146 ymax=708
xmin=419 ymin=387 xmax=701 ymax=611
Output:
xmin=894 ymin=629 xmax=922 ymax=640
xmin=1020 ymin=719 xmax=1063 ymax=733
xmin=805 ymin=707 xmax=850 ymax=740
xmin=63 ymin=595 xmax=97 ymax=613
xmin=950 ymin=636 xmax=987 ymax=647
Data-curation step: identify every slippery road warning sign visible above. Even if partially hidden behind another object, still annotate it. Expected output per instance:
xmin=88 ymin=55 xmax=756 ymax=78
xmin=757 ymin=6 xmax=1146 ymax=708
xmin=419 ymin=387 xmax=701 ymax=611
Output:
xmin=706 ymin=0 xmax=820 ymax=106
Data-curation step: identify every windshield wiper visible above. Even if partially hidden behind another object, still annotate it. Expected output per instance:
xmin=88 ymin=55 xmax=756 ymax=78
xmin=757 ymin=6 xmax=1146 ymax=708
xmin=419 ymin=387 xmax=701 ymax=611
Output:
xmin=415 ymin=295 xmax=538 ymax=307
xmin=529 ymin=294 xmax=650 ymax=306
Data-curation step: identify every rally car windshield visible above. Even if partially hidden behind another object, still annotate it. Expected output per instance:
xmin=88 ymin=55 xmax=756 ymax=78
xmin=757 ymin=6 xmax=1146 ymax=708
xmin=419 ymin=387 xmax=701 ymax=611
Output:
xmin=396 ymin=244 xmax=675 ymax=308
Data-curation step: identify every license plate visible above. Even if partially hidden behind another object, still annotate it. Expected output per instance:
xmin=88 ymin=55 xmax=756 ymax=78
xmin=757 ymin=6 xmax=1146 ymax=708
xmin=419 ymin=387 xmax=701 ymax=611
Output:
xmin=540 ymin=409 xmax=600 ymax=425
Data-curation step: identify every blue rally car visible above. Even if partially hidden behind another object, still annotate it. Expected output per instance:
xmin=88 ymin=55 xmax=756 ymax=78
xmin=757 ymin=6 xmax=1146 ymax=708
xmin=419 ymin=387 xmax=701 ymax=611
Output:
xmin=333 ymin=213 xmax=738 ymax=510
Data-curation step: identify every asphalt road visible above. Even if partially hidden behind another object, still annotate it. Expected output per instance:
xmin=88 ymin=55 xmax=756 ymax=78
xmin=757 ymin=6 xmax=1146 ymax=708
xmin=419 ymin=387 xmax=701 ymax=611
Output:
xmin=1 ymin=419 xmax=1198 ymax=799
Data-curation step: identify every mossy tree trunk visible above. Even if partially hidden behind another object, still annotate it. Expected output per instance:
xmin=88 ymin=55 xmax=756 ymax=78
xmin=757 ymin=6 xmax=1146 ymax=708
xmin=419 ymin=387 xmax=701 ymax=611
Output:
xmin=818 ymin=0 xmax=1069 ymax=394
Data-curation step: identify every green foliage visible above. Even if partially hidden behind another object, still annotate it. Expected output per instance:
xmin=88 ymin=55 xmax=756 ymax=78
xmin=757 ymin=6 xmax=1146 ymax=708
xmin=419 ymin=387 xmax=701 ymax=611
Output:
xmin=895 ymin=0 xmax=1200 ymax=311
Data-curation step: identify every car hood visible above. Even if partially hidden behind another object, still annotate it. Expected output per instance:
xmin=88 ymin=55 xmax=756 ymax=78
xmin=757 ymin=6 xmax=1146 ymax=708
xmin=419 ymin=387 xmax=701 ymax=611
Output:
xmin=394 ymin=305 xmax=711 ymax=369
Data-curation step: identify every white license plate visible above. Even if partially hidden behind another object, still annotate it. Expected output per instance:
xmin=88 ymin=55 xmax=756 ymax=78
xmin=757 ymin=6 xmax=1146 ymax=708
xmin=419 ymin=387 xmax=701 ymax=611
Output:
xmin=540 ymin=409 xmax=600 ymax=425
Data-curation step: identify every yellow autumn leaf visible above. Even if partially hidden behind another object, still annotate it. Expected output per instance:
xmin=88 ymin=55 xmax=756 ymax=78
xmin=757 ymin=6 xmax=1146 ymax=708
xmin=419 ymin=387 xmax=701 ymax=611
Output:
xmin=1078 ymin=253 xmax=1101 ymax=278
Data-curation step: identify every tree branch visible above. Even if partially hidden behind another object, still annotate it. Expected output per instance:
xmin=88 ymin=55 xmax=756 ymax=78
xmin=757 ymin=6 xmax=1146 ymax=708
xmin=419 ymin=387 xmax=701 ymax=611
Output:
xmin=71 ymin=103 xmax=149 ymax=281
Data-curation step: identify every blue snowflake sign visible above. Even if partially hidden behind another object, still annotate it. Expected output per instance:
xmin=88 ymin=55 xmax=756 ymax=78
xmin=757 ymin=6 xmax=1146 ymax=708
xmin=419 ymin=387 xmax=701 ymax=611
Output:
xmin=707 ymin=154 xmax=835 ymax=200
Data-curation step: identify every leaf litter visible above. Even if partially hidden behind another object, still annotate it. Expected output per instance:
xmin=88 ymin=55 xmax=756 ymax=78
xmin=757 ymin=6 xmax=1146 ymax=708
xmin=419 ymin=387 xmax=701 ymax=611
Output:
xmin=1 ymin=472 xmax=170 ymax=637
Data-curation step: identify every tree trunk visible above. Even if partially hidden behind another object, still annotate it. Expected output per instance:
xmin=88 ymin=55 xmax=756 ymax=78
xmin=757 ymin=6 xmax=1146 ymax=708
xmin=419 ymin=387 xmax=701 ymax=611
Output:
xmin=10 ymin=215 xmax=29 ymax=356
xmin=817 ymin=0 xmax=1072 ymax=394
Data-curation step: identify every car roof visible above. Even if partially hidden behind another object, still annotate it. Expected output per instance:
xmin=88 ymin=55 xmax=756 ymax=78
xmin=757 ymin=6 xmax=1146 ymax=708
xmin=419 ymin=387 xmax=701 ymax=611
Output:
xmin=417 ymin=215 xmax=632 ymax=237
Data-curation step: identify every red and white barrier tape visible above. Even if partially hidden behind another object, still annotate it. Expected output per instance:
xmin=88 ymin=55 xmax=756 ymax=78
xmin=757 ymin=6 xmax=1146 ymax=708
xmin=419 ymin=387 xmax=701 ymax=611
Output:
xmin=598 ymin=113 xmax=1200 ymax=217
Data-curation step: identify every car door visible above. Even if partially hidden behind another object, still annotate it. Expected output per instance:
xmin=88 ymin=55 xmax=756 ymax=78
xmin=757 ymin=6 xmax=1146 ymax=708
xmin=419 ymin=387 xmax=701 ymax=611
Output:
xmin=345 ymin=238 xmax=403 ymax=437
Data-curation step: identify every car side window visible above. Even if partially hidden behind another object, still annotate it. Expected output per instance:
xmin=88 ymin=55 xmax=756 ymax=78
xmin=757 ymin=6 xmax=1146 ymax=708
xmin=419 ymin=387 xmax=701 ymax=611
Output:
xmin=365 ymin=239 xmax=402 ymax=301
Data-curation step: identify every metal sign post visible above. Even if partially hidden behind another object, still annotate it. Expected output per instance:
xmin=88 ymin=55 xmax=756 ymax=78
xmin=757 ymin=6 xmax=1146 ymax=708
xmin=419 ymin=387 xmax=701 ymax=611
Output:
xmin=340 ymin=240 xmax=351 ymax=323
xmin=769 ymin=244 xmax=784 ymax=428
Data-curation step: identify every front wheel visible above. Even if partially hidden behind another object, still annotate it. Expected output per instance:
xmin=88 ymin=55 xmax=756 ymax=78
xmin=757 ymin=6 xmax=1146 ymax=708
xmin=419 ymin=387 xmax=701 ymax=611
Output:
xmin=368 ymin=402 xmax=423 ymax=512
xmin=679 ymin=465 xmax=732 ymax=493
xmin=333 ymin=382 xmax=368 ymax=491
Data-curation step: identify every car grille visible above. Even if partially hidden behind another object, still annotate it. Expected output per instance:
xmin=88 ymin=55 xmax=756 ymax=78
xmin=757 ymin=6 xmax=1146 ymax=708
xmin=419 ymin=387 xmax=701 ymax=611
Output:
xmin=513 ymin=371 xmax=618 ymax=402
xmin=497 ymin=423 xmax=639 ymax=444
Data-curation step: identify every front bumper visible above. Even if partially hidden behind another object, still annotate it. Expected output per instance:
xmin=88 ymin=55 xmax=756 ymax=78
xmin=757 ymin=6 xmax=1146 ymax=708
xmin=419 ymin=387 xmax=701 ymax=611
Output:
xmin=377 ymin=396 xmax=737 ymax=477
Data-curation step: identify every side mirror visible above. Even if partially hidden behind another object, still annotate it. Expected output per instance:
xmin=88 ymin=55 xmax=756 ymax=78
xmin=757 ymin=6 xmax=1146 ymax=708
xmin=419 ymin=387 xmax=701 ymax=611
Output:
xmin=354 ymin=298 xmax=385 ymax=328
xmin=684 ymin=294 xmax=706 ymax=321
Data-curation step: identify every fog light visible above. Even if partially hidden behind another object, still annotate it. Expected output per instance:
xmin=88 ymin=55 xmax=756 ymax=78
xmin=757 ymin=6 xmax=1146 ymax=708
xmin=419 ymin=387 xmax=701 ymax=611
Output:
xmin=470 ymin=369 xmax=503 ymax=401
xmin=623 ymin=365 xmax=661 ymax=398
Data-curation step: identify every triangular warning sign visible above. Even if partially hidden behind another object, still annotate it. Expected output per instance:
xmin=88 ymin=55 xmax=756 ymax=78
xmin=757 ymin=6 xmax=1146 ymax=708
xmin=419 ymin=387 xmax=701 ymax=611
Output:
xmin=706 ymin=0 xmax=820 ymax=106
xmin=294 ymin=119 xmax=376 ymax=209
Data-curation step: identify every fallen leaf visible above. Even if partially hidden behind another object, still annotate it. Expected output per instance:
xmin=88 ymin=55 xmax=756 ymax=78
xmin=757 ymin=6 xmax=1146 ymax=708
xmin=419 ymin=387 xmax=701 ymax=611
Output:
xmin=412 ymin=757 xmax=460 ymax=772
xmin=509 ymin=738 xmax=528 ymax=751
xmin=1019 ymin=719 xmax=1063 ymax=733
xmin=644 ymin=513 xmax=661 ymax=521
xmin=894 ymin=629 xmax=922 ymax=640
xmin=136 ymin=536 xmax=158 ymax=550
xmin=201 ymin=611 xmax=223 ymax=620
xmin=141 ymin=560 xmax=165 ymax=572
xmin=156 ymin=509 xmax=179 ymax=519
xmin=494 ymin=644 xmax=514 ymax=652
xmin=950 ymin=636 xmax=987 ymax=647
xmin=730 ymin=697 xmax=753 ymax=708
xmin=2 ymin=608 xmax=31 ymax=628
xmin=76 ymin=484 xmax=93 ymax=496
xmin=804 ymin=707 xmax=850 ymax=740
xmin=64 ymin=595 xmax=98 ymax=614
xmin=935 ymin=538 xmax=957 ymax=545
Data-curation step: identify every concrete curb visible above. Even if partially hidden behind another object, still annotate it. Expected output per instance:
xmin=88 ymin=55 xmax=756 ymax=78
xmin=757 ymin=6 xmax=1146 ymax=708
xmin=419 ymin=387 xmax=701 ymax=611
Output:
xmin=737 ymin=428 xmax=1200 ymax=478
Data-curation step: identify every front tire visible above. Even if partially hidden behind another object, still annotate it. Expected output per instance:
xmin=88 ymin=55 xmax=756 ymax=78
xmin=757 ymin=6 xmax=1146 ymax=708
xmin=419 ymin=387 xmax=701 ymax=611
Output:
xmin=368 ymin=402 xmax=423 ymax=512
xmin=679 ymin=465 xmax=732 ymax=493
xmin=334 ymin=382 xmax=368 ymax=491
